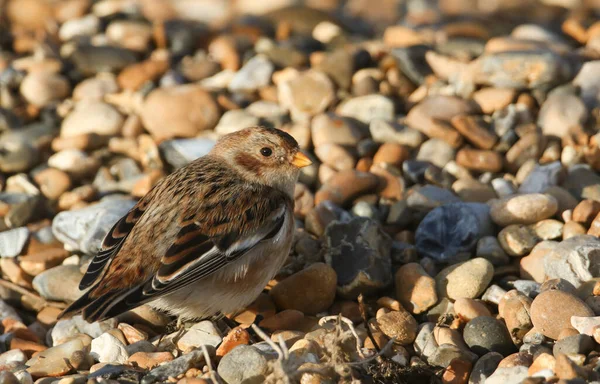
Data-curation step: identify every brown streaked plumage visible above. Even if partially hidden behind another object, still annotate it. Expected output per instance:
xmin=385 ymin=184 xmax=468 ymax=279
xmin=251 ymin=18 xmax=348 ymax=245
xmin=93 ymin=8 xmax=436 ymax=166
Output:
xmin=60 ymin=126 xmax=312 ymax=322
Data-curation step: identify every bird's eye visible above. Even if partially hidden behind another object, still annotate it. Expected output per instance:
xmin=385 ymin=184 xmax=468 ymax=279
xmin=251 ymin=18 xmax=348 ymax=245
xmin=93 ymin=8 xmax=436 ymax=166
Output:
xmin=260 ymin=147 xmax=272 ymax=157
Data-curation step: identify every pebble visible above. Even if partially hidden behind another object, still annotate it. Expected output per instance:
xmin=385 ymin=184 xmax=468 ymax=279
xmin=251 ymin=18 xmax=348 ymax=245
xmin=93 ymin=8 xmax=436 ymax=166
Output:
xmin=214 ymin=110 xmax=259 ymax=136
xmin=140 ymin=85 xmax=220 ymax=142
xmin=435 ymin=258 xmax=494 ymax=300
xmin=315 ymin=170 xmax=380 ymax=207
xmin=538 ymin=89 xmax=587 ymax=138
xmin=395 ymin=263 xmax=437 ymax=314
xmin=51 ymin=315 xmax=116 ymax=346
xmin=476 ymin=236 xmax=510 ymax=266
xmin=142 ymin=349 xmax=205 ymax=384
xmin=544 ymin=235 xmax=600 ymax=287
xmin=32 ymin=265 xmax=84 ymax=302
xmin=497 ymin=224 xmax=539 ymax=257
xmin=90 ymin=332 xmax=129 ymax=364
xmin=489 ymin=194 xmax=558 ymax=227
xmin=0 ymin=227 xmax=29 ymax=258
xmin=484 ymin=366 xmax=529 ymax=384
xmin=128 ymin=351 xmax=174 ymax=370
xmin=463 ymin=316 xmax=516 ymax=356
xmin=553 ymin=334 xmax=594 ymax=356
xmin=20 ymin=72 xmax=71 ymax=107
xmin=336 ymin=95 xmax=395 ymax=124
xmin=26 ymin=336 xmax=91 ymax=378
xmin=279 ymin=70 xmax=335 ymax=121
xmin=176 ymin=321 xmax=222 ymax=353
xmin=228 ymin=55 xmax=274 ymax=93
xmin=416 ymin=203 xmax=493 ymax=263
xmin=469 ymin=352 xmax=503 ymax=384
xmin=454 ymin=298 xmax=492 ymax=322
xmin=369 ymin=119 xmax=425 ymax=148
xmin=324 ymin=217 xmax=392 ymax=298
xmin=52 ymin=198 xmax=136 ymax=254
xmin=216 ymin=345 xmax=268 ymax=384
xmin=376 ymin=310 xmax=418 ymax=345
xmin=530 ymin=290 xmax=594 ymax=339
xmin=270 ymin=262 xmax=337 ymax=315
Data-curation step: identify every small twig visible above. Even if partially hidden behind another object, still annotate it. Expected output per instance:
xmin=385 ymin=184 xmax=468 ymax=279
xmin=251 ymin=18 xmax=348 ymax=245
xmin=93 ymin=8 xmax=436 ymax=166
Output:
xmin=201 ymin=344 xmax=220 ymax=384
xmin=346 ymin=338 xmax=396 ymax=366
xmin=358 ymin=294 xmax=380 ymax=352
xmin=319 ymin=315 xmax=364 ymax=358
xmin=277 ymin=334 xmax=289 ymax=360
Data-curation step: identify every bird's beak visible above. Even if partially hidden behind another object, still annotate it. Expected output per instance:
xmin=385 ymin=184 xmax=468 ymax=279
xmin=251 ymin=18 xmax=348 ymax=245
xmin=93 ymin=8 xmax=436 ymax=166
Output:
xmin=291 ymin=152 xmax=312 ymax=168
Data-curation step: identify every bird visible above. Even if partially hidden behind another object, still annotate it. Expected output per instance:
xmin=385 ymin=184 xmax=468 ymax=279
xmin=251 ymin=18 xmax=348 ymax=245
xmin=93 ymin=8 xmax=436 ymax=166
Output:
xmin=59 ymin=126 xmax=312 ymax=323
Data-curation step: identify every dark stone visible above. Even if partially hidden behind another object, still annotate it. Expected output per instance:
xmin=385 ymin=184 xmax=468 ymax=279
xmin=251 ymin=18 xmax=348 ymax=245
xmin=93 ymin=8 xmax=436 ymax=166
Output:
xmin=463 ymin=317 xmax=516 ymax=356
xmin=428 ymin=344 xmax=478 ymax=367
xmin=142 ymin=350 xmax=206 ymax=384
xmin=415 ymin=202 xmax=494 ymax=263
xmin=324 ymin=217 xmax=392 ymax=299
xmin=553 ymin=334 xmax=594 ymax=357
xmin=468 ymin=352 xmax=503 ymax=384
xmin=69 ymin=45 xmax=138 ymax=75
xmin=391 ymin=45 xmax=433 ymax=85
xmin=403 ymin=160 xmax=430 ymax=185
xmin=563 ymin=164 xmax=600 ymax=201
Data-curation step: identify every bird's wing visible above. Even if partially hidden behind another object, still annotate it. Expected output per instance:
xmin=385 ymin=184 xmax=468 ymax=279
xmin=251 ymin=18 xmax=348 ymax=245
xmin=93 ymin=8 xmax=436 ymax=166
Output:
xmin=62 ymin=161 xmax=292 ymax=321
xmin=78 ymin=196 xmax=151 ymax=290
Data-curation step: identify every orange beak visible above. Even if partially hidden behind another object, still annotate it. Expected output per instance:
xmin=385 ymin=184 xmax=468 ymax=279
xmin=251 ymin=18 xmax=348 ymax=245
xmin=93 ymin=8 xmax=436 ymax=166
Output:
xmin=291 ymin=152 xmax=312 ymax=168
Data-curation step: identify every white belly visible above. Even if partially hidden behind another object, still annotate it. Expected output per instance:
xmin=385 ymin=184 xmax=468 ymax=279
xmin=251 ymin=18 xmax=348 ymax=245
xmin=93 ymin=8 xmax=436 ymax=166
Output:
xmin=148 ymin=211 xmax=293 ymax=320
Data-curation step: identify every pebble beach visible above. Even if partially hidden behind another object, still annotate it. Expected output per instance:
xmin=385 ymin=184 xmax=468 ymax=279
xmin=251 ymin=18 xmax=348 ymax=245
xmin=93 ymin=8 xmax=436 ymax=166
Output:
xmin=3 ymin=0 xmax=600 ymax=383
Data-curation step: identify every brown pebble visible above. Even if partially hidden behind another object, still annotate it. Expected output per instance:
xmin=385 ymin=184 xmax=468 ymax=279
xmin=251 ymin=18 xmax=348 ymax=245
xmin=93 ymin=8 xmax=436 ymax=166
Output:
xmin=528 ymin=353 xmax=556 ymax=376
xmin=395 ymin=263 xmax=437 ymax=314
xmin=315 ymin=170 xmax=380 ymax=207
xmin=453 ymin=298 xmax=492 ymax=322
xmin=259 ymin=309 xmax=305 ymax=332
xmin=472 ymin=88 xmax=516 ymax=114
xmin=572 ymin=200 xmax=600 ymax=225
xmin=587 ymin=211 xmax=600 ymax=236
xmin=450 ymin=115 xmax=498 ymax=150
xmin=128 ymin=352 xmax=174 ymax=369
xmin=456 ymin=148 xmax=503 ymax=172
xmin=498 ymin=352 xmax=533 ymax=368
xmin=442 ymin=358 xmax=472 ymax=384
xmin=373 ymin=143 xmax=410 ymax=167
xmin=216 ymin=327 xmax=250 ymax=357
xmin=563 ymin=220 xmax=587 ymax=240
xmin=530 ymin=290 xmax=594 ymax=339
xmin=33 ymin=168 xmax=72 ymax=200
xmin=376 ymin=310 xmax=418 ymax=345
xmin=19 ymin=248 xmax=69 ymax=276
xmin=269 ymin=262 xmax=337 ymax=315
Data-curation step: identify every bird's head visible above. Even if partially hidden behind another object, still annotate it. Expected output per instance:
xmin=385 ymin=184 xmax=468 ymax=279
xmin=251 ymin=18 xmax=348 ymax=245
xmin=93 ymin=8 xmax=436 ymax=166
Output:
xmin=211 ymin=126 xmax=312 ymax=196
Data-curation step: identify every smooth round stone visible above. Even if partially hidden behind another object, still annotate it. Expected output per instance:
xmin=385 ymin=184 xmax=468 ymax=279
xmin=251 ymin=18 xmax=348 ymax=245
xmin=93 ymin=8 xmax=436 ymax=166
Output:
xmin=91 ymin=332 xmax=128 ymax=364
xmin=269 ymin=263 xmax=337 ymax=315
xmin=454 ymin=298 xmax=492 ymax=322
xmin=217 ymin=345 xmax=268 ymax=384
xmin=530 ymin=290 xmax=594 ymax=339
xmin=395 ymin=263 xmax=437 ymax=314
xmin=0 ymin=227 xmax=30 ymax=258
xmin=32 ymin=265 xmax=84 ymax=302
xmin=59 ymin=13 xmax=99 ymax=40
xmin=464 ymin=316 xmax=516 ymax=356
xmin=33 ymin=168 xmax=72 ymax=200
xmin=20 ymin=72 xmax=71 ymax=107
xmin=72 ymin=74 xmax=119 ymax=101
xmin=376 ymin=310 xmax=418 ymax=345
xmin=538 ymin=90 xmax=587 ymax=138
xmin=214 ymin=110 xmax=259 ymax=136
xmin=416 ymin=138 xmax=456 ymax=168
xmin=314 ymin=170 xmax=380 ymax=207
xmin=469 ymin=352 xmax=503 ymax=384
xmin=311 ymin=113 xmax=369 ymax=148
xmin=140 ymin=84 xmax=220 ymax=142
xmin=228 ymin=54 xmax=273 ymax=93
xmin=416 ymin=203 xmax=493 ymax=263
xmin=435 ymin=258 xmax=494 ymax=300
xmin=497 ymin=224 xmax=539 ymax=257
xmin=553 ymin=334 xmax=594 ymax=356
xmin=105 ymin=20 xmax=153 ymax=52
xmin=369 ymin=119 xmax=425 ymax=148
xmin=530 ymin=219 xmax=563 ymax=240
xmin=314 ymin=143 xmax=356 ymax=171
xmin=336 ymin=94 xmax=394 ymax=124
xmin=489 ymin=194 xmax=558 ymax=227
xmin=373 ymin=143 xmax=409 ymax=167
xmin=61 ymin=101 xmax=123 ymax=138
xmin=279 ymin=70 xmax=335 ymax=122
xmin=452 ymin=178 xmax=497 ymax=204
xmin=69 ymin=45 xmax=137 ymax=75
xmin=472 ymin=88 xmax=516 ymax=114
